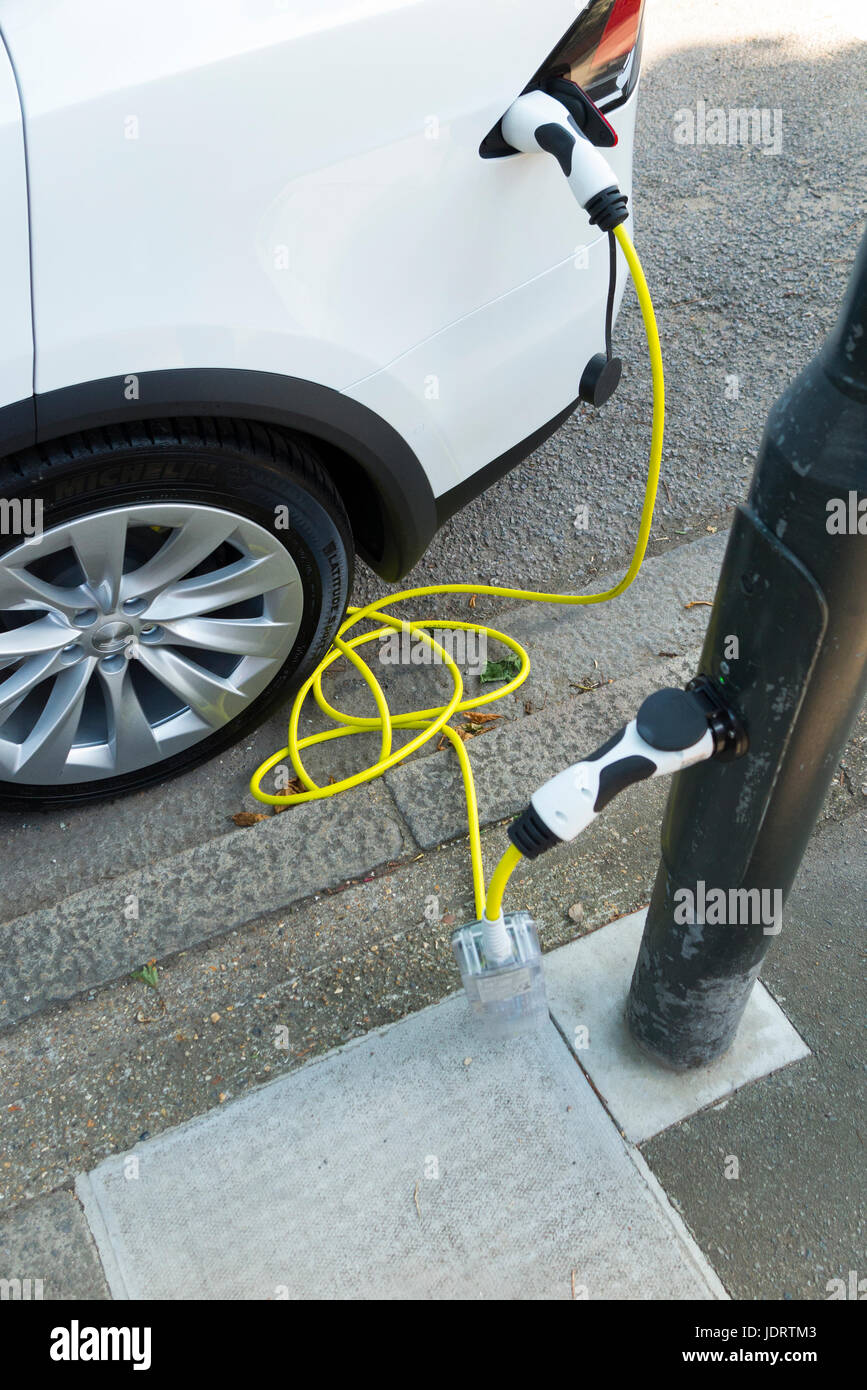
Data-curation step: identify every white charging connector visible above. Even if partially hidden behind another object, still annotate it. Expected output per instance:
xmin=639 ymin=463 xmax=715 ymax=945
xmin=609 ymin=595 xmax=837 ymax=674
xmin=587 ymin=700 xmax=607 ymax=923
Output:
xmin=529 ymin=718 xmax=713 ymax=846
xmin=508 ymin=688 xmax=724 ymax=861
xmin=500 ymin=89 xmax=628 ymax=230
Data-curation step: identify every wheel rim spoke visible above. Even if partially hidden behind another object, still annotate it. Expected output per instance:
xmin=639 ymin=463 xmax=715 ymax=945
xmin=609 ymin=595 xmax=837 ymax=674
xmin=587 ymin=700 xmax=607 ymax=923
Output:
xmin=146 ymin=551 xmax=295 ymax=622
xmin=70 ymin=510 xmax=129 ymax=610
xmin=13 ymin=660 xmax=94 ymax=779
xmin=157 ymin=615 xmax=297 ymax=657
xmin=0 ymin=564 xmax=91 ymax=618
xmin=121 ymin=512 xmax=239 ymax=602
xmin=0 ymin=614 xmax=76 ymax=659
xmin=0 ymin=650 xmax=64 ymax=722
xmin=99 ymin=662 xmax=162 ymax=774
xmin=135 ymin=645 xmax=247 ymax=727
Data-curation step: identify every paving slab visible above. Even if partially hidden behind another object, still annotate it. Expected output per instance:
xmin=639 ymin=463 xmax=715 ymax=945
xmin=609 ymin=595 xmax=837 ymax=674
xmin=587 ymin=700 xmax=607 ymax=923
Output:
xmin=545 ymin=910 xmax=810 ymax=1143
xmin=0 ymin=781 xmax=413 ymax=1029
xmin=76 ymin=995 xmax=726 ymax=1301
xmin=0 ymin=1190 xmax=109 ymax=1300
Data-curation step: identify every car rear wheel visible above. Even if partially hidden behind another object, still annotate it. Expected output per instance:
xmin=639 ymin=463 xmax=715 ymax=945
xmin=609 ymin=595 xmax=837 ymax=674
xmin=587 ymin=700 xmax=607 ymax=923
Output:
xmin=0 ymin=419 xmax=353 ymax=808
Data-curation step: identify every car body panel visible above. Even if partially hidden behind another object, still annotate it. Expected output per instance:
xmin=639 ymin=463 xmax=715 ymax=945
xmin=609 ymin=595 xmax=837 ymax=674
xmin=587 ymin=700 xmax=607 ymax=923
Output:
xmin=0 ymin=0 xmax=636 ymax=501
xmin=347 ymin=95 xmax=636 ymax=491
xmin=0 ymin=30 xmax=33 ymax=414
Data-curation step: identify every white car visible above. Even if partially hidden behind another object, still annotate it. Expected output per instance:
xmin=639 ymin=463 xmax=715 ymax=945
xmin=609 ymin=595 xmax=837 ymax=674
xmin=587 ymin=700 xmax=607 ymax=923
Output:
xmin=0 ymin=0 xmax=644 ymax=807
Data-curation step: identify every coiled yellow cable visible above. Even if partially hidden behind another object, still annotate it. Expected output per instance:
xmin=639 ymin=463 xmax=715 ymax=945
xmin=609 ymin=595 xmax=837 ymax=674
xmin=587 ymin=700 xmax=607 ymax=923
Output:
xmin=251 ymin=223 xmax=664 ymax=922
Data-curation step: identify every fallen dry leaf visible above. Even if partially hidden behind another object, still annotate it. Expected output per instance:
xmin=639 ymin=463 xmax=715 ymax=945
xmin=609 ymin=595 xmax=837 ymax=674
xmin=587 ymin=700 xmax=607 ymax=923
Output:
xmin=456 ymin=710 xmax=503 ymax=739
xmin=273 ymin=776 xmax=306 ymax=809
xmin=231 ymin=811 xmax=269 ymax=826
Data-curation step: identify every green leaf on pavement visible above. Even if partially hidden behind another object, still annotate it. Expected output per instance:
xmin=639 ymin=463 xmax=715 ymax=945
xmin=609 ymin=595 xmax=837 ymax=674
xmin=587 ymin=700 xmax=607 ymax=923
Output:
xmin=480 ymin=655 xmax=522 ymax=684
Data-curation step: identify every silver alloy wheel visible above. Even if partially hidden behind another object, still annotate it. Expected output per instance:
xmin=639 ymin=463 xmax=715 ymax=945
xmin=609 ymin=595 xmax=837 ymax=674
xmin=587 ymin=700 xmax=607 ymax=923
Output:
xmin=0 ymin=502 xmax=304 ymax=784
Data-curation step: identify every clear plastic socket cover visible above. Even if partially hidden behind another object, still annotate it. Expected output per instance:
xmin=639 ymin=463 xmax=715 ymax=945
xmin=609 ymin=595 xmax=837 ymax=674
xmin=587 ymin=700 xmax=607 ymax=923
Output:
xmin=451 ymin=910 xmax=548 ymax=1040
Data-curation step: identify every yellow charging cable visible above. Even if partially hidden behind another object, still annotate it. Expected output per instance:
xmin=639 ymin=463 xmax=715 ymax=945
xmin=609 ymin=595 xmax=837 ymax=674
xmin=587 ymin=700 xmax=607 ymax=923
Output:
xmin=251 ymin=223 xmax=664 ymax=923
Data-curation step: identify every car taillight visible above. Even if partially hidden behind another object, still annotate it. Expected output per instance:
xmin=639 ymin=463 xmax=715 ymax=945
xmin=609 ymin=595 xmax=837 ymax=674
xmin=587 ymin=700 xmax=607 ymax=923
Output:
xmin=536 ymin=0 xmax=645 ymax=114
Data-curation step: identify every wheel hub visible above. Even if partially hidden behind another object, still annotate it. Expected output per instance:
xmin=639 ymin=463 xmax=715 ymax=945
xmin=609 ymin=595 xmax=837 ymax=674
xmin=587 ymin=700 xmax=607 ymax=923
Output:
xmin=91 ymin=619 xmax=136 ymax=654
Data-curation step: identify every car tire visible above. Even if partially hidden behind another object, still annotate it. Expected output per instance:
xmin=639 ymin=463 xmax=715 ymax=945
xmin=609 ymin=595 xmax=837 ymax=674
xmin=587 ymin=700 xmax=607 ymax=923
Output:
xmin=0 ymin=418 xmax=353 ymax=809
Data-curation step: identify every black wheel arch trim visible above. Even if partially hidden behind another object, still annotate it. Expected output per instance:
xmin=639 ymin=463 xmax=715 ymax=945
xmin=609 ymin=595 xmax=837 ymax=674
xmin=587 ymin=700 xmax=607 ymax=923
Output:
xmin=0 ymin=396 xmax=36 ymax=456
xmin=1 ymin=372 xmax=582 ymax=580
xmin=0 ymin=369 xmax=438 ymax=582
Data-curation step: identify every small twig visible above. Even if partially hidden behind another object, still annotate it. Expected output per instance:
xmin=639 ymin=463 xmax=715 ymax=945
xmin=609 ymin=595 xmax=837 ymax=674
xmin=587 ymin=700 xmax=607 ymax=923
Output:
xmin=413 ymin=1182 xmax=421 ymax=1218
xmin=570 ymin=677 xmax=613 ymax=693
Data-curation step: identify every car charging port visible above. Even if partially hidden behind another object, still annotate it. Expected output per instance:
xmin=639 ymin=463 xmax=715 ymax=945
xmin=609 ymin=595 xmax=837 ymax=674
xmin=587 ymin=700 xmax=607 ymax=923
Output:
xmin=480 ymin=78 xmax=618 ymax=159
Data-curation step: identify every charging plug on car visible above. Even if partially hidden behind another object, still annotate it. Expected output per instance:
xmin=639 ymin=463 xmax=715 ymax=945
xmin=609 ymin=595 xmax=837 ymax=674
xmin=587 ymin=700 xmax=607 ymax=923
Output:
xmin=501 ymin=88 xmax=629 ymax=407
xmin=501 ymin=88 xmax=628 ymax=232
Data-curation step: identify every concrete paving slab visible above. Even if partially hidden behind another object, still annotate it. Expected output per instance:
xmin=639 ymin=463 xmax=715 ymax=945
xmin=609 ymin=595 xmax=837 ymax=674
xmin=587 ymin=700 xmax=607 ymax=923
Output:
xmin=76 ymin=997 xmax=726 ymax=1301
xmin=0 ymin=781 xmax=413 ymax=1029
xmin=545 ymin=910 xmax=811 ymax=1143
xmin=0 ymin=1190 xmax=109 ymax=1300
